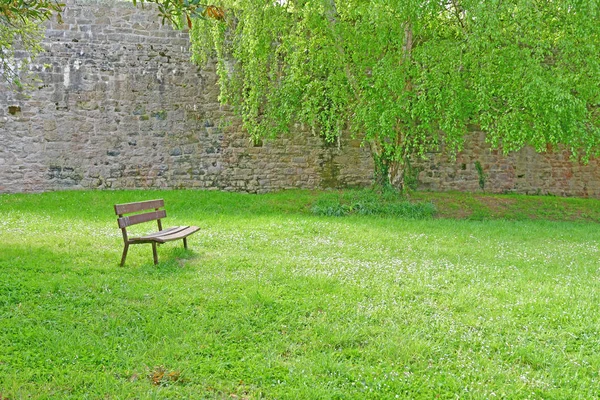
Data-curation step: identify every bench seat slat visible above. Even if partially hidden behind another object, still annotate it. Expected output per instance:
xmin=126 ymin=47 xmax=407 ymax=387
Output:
xmin=130 ymin=226 xmax=188 ymax=241
xmin=133 ymin=226 xmax=183 ymax=239
xmin=115 ymin=199 xmax=164 ymax=215
xmin=129 ymin=226 xmax=200 ymax=243
xmin=153 ymin=226 xmax=200 ymax=243
xmin=118 ymin=210 xmax=167 ymax=228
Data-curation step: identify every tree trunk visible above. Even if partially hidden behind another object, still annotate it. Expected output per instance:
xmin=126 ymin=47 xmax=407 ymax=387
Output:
xmin=370 ymin=141 xmax=408 ymax=192
xmin=388 ymin=157 xmax=406 ymax=192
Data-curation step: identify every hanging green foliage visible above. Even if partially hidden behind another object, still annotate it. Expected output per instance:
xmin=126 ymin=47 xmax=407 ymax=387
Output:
xmin=180 ymin=0 xmax=600 ymax=189
xmin=0 ymin=0 xmax=63 ymax=89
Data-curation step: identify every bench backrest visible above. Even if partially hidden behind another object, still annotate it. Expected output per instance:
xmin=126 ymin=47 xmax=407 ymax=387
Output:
xmin=114 ymin=199 xmax=166 ymax=231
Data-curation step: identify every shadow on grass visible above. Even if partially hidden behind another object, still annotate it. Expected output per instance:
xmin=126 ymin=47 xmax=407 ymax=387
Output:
xmin=0 ymin=244 xmax=76 ymax=273
xmin=136 ymin=247 xmax=199 ymax=276
xmin=0 ymin=189 xmax=317 ymax=222
xmin=0 ymin=245 xmax=90 ymax=308
xmin=0 ymin=241 xmax=198 ymax=277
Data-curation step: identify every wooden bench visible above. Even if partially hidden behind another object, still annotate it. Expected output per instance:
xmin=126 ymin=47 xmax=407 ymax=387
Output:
xmin=114 ymin=199 xmax=200 ymax=266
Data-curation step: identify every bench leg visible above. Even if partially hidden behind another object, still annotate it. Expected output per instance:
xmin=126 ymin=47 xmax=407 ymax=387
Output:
xmin=183 ymin=237 xmax=188 ymax=250
xmin=120 ymin=243 xmax=129 ymax=267
xmin=152 ymin=242 xmax=159 ymax=265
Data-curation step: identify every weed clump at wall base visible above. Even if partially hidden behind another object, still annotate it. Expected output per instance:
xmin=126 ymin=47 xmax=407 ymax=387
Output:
xmin=310 ymin=189 xmax=436 ymax=218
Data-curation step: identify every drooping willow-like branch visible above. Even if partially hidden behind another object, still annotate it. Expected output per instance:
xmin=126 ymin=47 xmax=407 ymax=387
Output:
xmin=132 ymin=0 xmax=225 ymax=28
xmin=0 ymin=0 xmax=64 ymax=25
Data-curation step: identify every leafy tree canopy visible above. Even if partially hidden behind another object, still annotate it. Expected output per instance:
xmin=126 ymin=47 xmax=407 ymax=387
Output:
xmin=133 ymin=0 xmax=223 ymax=28
xmin=175 ymin=0 xmax=600 ymax=188
xmin=0 ymin=0 xmax=63 ymax=88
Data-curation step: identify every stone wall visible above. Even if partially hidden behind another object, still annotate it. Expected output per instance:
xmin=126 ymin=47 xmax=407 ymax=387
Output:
xmin=0 ymin=0 xmax=373 ymax=194
xmin=414 ymin=132 xmax=600 ymax=197
xmin=1 ymin=0 xmax=599 ymax=197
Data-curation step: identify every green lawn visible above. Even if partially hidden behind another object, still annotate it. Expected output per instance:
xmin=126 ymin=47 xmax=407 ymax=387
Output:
xmin=1 ymin=190 xmax=599 ymax=399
